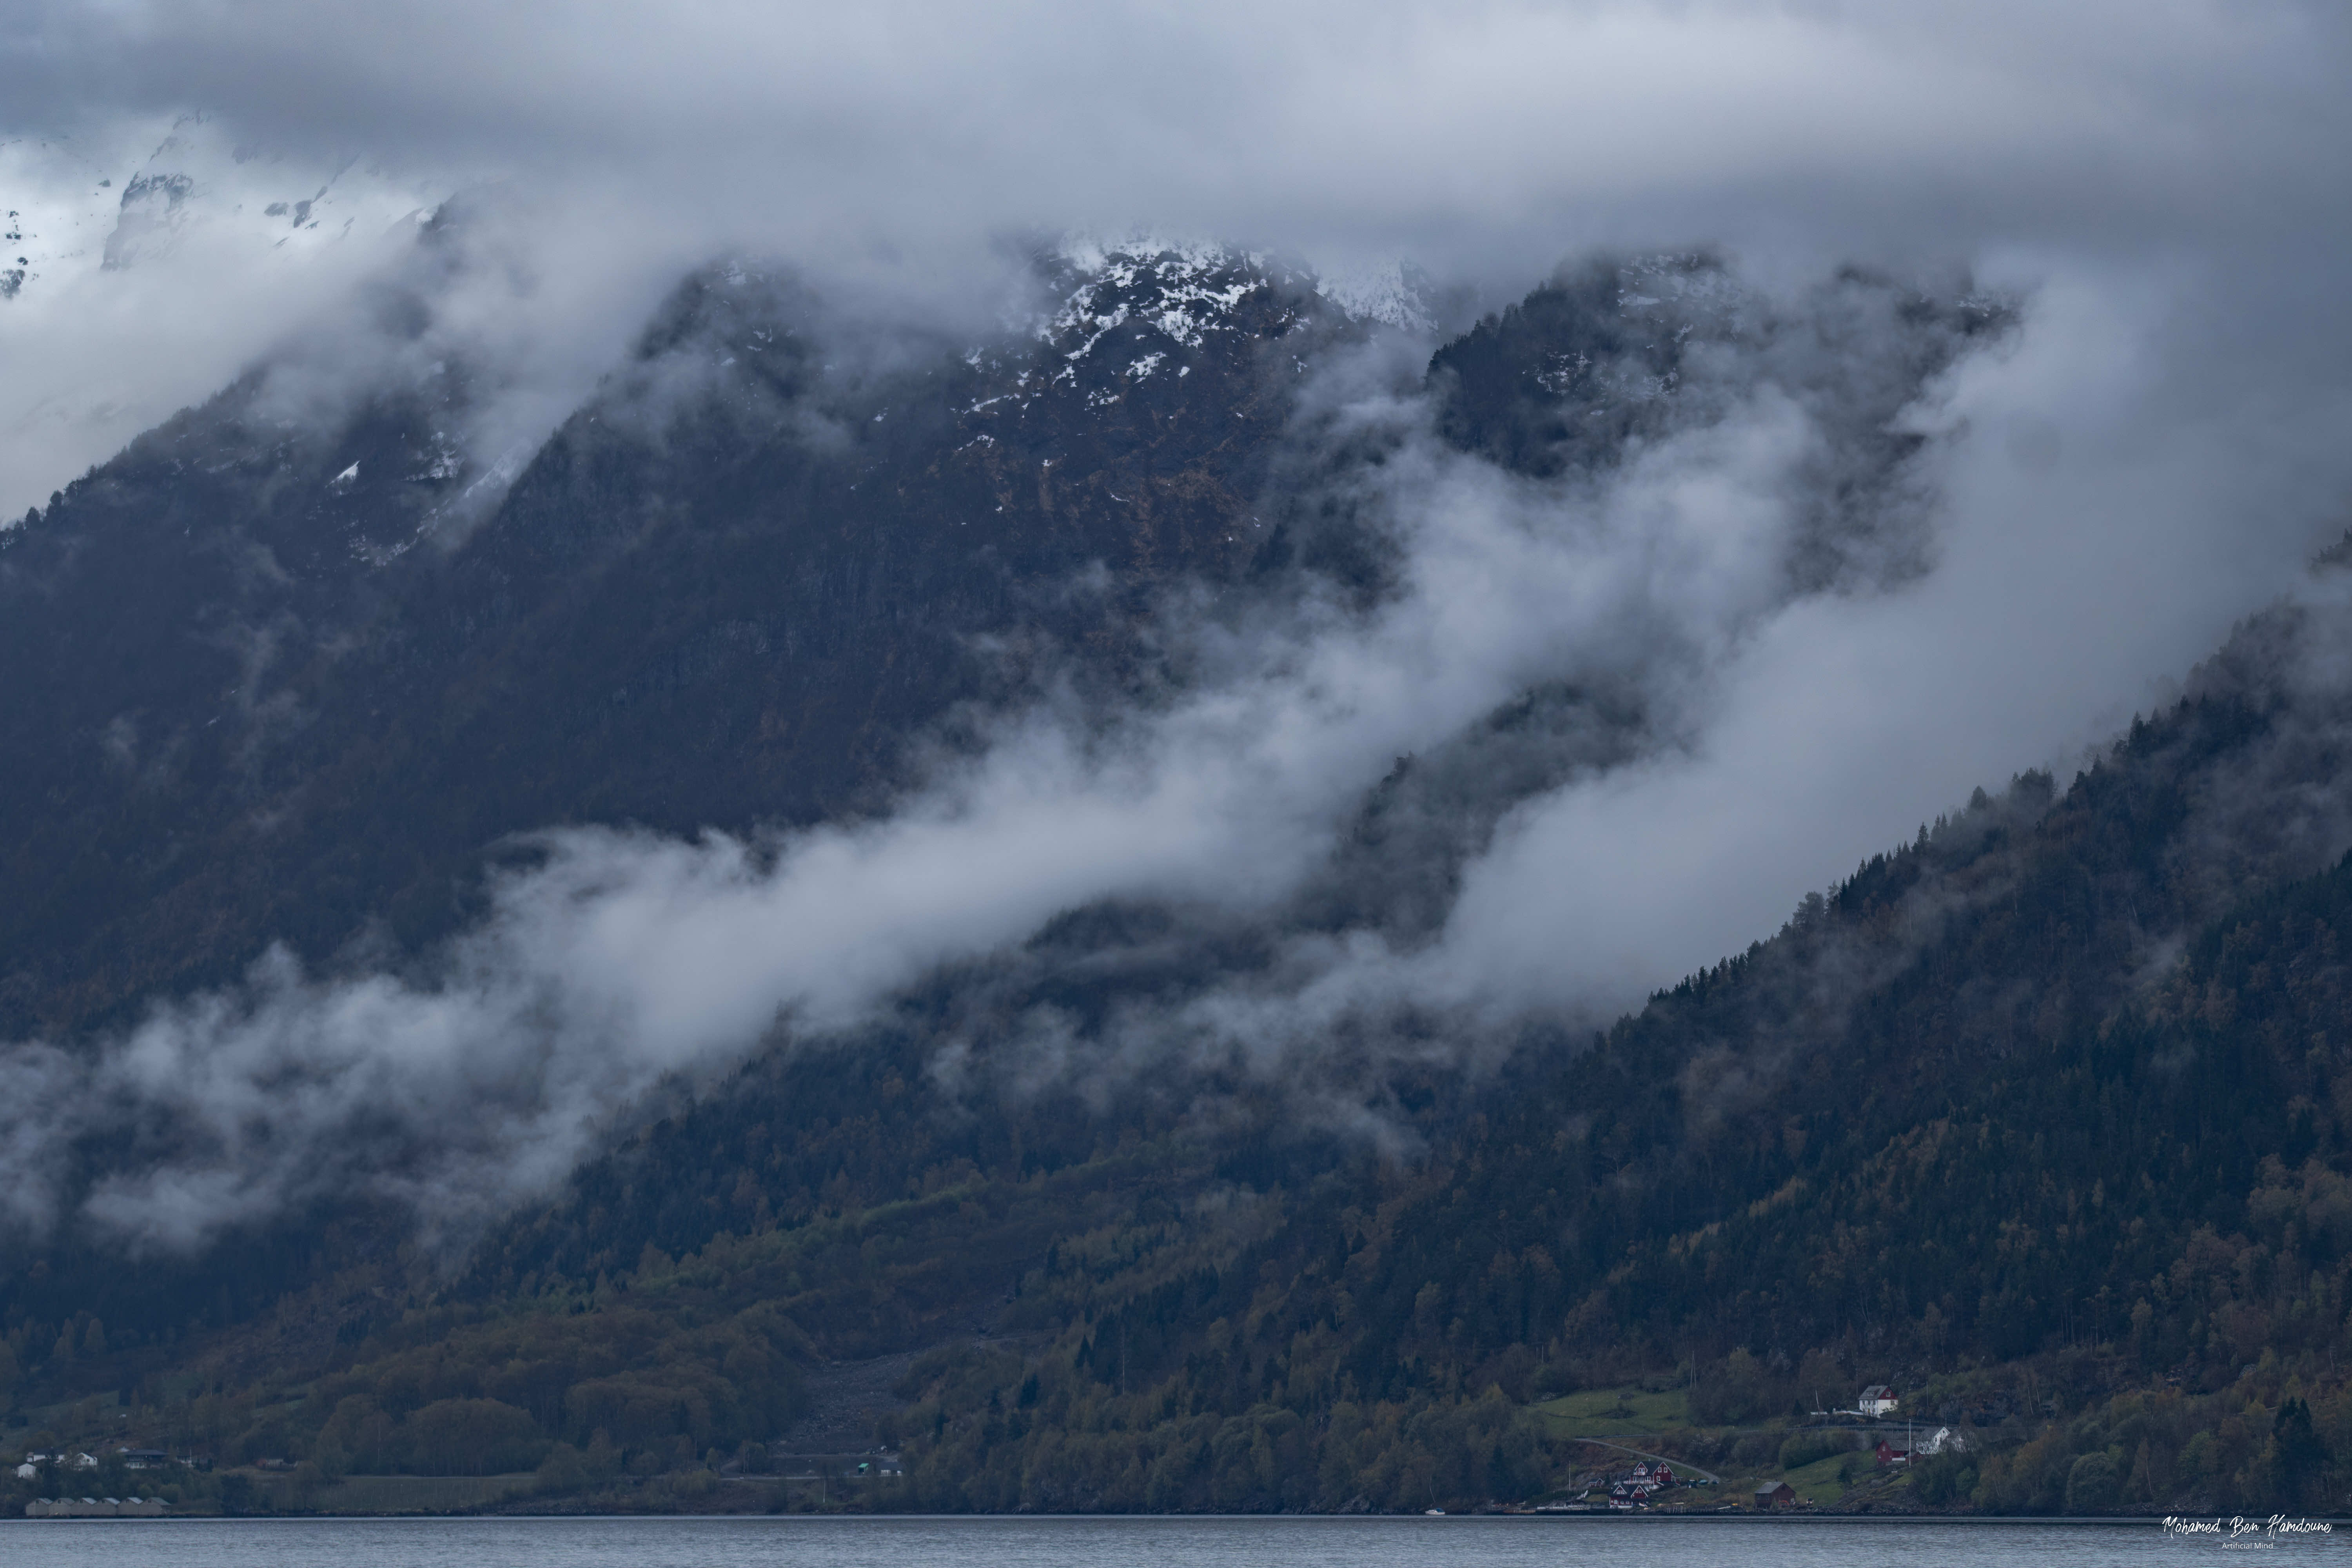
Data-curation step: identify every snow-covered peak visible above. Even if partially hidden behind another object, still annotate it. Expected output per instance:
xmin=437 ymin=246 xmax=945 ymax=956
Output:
xmin=1047 ymin=236 xmax=1437 ymax=347
xmin=2 ymin=116 xmax=429 ymax=298
xmin=0 ymin=116 xmax=441 ymax=518
xmin=1053 ymin=231 xmax=1249 ymax=281
xmin=1043 ymin=237 xmax=1282 ymax=363
xmin=1311 ymin=258 xmax=1435 ymax=334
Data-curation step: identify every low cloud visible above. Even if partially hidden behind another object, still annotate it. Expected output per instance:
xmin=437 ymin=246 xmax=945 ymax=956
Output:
xmin=9 ymin=248 xmax=2348 ymax=1252
xmin=6 ymin=2 xmax=2351 ymax=509
xmin=1 ymin=3 xmax=2349 ymax=1255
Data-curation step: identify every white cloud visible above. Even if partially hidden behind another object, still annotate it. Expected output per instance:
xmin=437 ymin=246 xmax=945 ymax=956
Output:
xmin=6 ymin=2 xmax=2349 ymax=508
xmin=0 ymin=1 xmax=2348 ymax=1247
xmin=1432 ymin=254 xmax=2352 ymax=1014
xmin=0 ymin=265 xmax=1976 ymax=1246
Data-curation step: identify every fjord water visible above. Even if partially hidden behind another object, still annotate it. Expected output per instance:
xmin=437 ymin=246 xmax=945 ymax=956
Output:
xmin=0 ymin=1517 xmax=2336 ymax=1567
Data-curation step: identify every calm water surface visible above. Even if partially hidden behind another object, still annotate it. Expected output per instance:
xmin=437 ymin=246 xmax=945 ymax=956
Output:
xmin=0 ymin=1515 xmax=2339 ymax=1568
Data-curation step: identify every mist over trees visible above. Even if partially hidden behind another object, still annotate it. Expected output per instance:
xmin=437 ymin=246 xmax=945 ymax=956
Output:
xmin=1 ymin=236 xmax=2350 ymax=1519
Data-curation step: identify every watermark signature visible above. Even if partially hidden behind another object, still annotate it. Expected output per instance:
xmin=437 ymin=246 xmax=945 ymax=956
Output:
xmin=2163 ymin=1516 xmax=2334 ymax=1548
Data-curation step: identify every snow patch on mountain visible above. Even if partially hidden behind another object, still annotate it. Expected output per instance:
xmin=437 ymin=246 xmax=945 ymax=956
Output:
xmin=2 ymin=116 xmax=426 ymax=300
xmin=1312 ymin=258 xmax=1435 ymax=334
xmin=0 ymin=116 xmax=441 ymax=519
xmin=1045 ymin=238 xmax=1275 ymax=361
xmin=1613 ymin=252 xmax=1747 ymax=330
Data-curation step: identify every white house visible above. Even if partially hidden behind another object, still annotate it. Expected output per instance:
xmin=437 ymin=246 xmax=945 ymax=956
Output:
xmin=11 ymin=1461 xmax=33 ymax=1481
xmin=1859 ymin=1385 xmax=1899 ymax=1416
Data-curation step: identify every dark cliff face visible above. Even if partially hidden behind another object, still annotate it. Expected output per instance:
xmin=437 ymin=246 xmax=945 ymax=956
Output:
xmin=0 ymin=245 xmax=1353 ymax=1038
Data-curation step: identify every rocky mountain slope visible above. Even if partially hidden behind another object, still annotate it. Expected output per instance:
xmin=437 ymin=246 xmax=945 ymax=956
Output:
xmin=5 ymin=227 xmax=2342 ymax=1517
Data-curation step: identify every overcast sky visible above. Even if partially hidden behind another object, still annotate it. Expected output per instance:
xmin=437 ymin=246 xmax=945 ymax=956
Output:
xmin=5 ymin=0 xmax=2350 ymax=516
xmin=10 ymin=1 xmax=2350 ymax=254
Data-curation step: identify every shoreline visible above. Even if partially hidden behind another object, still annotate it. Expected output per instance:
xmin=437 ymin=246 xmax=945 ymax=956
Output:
xmin=5 ymin=1511 xmax=2328 ymax=1526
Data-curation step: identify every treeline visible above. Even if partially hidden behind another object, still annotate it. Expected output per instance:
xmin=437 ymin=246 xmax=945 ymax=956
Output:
xmin=845 ymin=663 xmax=2352 ymax=1511
xmin=1948 ymin=1379 xmax=2340 ymax=1515
xmin=886 ymin=1364 xmax=1550 ymax=1513
xmin=9 ymin=1290 xmax=807 ymax=1488
xmin=17 ymin=619 xmax=2352 ymax=1513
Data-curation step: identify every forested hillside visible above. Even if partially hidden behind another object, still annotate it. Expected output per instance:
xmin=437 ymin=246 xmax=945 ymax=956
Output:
xmin=12 ymin=590 xmax=2352 ymax=1515
xmin=1 ymin=237 xmax=2347 ymax=1518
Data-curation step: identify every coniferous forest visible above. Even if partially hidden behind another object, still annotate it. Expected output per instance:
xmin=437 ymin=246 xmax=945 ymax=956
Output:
xmin=2 ymin=237 xmax=2351 ymax=1519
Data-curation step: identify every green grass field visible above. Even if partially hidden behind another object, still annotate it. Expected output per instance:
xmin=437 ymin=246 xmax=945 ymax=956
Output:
xmin=1776 ymin=1452 xmax=1858 ymax=1504
xmin=1528 ymin=1386 xmax=1927 ymax=1512
xmin=1532 ymin=1387 xmax=1694 ymax=1437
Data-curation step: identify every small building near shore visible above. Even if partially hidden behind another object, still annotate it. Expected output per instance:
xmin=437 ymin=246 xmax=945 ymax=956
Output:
xmin=26 ymin=1497 xmax=167 ymax=1517
xmin=1753 ymin=1481 xmax=1796 ymax=1510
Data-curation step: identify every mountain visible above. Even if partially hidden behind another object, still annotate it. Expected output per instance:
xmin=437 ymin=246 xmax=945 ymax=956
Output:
xmin=316 ymin=603 xmax=2352 ymax=1515
xmin=0 ymin=240 xmax=1308 ymax=1031
xmin=0 ymin=117 xmax=433 ymax=528
xmin=1 ymin=225 xmax=2346 ymax=1519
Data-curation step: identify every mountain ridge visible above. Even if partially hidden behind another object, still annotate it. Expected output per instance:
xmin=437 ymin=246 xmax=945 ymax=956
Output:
xmin=2 ymin=235 xmax=2344 ymax=1518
